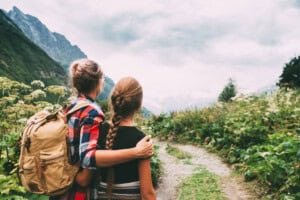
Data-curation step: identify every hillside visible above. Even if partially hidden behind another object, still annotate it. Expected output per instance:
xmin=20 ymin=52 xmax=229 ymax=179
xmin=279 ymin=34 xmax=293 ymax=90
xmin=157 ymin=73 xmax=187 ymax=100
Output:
xmin=147 ymin=88 xmax=300 ymax=199
xmin=6 ymin=6 xmax=115 ymax=99
xmin=7 ymin=6 xmax=86 ymax=67
xmin=0 ymin=10 xmax=67 ymax=85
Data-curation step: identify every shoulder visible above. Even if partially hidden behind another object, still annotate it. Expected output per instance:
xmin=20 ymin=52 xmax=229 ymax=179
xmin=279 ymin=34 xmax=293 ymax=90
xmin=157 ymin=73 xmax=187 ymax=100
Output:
xmin=74 ymin=102 xmax=104 ymax=125
xmin=113 ymin=127 xmax=146 ymax=148
xmin=82 ymin=104 xmax=104 ymax=118
xmin=134 ymin=128 xmax=146 ymax=140
xmin=125 ymin=127 xmax=146 ymax=142
xmin=130 ymin=128 xmax=149 ymax=154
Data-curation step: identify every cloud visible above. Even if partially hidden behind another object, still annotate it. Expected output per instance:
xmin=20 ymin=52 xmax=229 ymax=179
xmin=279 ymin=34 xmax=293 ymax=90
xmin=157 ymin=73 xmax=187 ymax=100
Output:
xmin=292 ymin=0 xmax=300 ymax=8
xmin=87 ymin=14 xmax=147 ymax=45
xmin=1 ymin=0 xmax=300 ymax=114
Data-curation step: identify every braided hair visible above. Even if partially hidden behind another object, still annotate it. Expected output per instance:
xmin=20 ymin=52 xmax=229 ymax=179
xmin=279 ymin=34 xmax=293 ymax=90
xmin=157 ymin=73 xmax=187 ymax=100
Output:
xmin=105 ymin=77 xmax=143 ymax=150
xmin=105 ymin=77 xmax=143 ymax=197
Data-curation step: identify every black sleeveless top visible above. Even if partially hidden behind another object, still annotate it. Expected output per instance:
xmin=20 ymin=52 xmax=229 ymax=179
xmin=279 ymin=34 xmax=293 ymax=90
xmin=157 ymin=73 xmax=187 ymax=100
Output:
xmin=97 ymin=122 xmax=145 ymax=183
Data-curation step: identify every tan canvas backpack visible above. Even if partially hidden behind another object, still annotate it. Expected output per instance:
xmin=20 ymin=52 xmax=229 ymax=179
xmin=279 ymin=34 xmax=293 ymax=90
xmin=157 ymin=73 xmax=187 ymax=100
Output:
xmin=18 ymin=101 xmax=91 ymax=196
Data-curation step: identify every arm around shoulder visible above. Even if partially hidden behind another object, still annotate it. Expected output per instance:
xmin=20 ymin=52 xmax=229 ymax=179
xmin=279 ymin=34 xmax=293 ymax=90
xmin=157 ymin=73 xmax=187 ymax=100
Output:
xmin=95 ymin=135 xmax=154 ymax=167
xmin=138 ymin=158 xmax=156 ymax=200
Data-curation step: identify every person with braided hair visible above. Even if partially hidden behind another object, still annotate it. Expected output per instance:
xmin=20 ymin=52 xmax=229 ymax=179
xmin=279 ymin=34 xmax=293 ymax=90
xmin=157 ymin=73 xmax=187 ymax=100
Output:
xmin=52 ymin=60 xmax=153 ymax=200
xmin=92 ymin=77 xmax=156 ymax=200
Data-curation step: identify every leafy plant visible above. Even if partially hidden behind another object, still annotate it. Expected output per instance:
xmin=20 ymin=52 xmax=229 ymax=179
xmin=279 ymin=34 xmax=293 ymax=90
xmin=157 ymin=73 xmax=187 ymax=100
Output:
xmin=150 ymin=145 xmax=162 ymax=188
xmin=147 ymin=88 xmax=300 ymax=199
xmin=0 ymin=76 xmax=162 ymax=199
xmin=0 ymin=77 xmax=69 ymax=199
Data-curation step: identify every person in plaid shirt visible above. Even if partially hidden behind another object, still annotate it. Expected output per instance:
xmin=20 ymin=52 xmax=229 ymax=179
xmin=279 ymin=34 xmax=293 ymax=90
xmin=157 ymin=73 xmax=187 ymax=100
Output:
xmin=51 ymin=59 xmax=153 ymax=200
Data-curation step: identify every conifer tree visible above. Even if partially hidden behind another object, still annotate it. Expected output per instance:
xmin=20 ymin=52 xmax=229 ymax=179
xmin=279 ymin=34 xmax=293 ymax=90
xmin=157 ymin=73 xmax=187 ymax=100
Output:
xmin=218 ymin=79 xmax=237 ymax=102
xmin=278 ymin=56 xmax=300 ymax=88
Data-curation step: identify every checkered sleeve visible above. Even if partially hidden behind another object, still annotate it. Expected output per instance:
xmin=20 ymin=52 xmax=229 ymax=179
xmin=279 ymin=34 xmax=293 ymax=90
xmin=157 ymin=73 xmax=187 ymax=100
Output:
xmin=79 ymin=106 xmax=104 ymax=169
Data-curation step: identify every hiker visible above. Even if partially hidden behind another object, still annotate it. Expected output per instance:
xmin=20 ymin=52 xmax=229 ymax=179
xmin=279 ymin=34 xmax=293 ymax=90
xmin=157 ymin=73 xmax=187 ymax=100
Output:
xmin=91 ymin=77 xmax=156 ymax=199
xmin=52 ymin=59 xmax=153 ymax=200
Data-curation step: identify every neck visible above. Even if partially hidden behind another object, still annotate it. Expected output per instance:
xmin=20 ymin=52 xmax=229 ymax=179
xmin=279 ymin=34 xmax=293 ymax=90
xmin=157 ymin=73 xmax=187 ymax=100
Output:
xmin=119 ymin=115 xmax=134 ymax=126
xmin=86 ymin=90 xmax=98 ymax=100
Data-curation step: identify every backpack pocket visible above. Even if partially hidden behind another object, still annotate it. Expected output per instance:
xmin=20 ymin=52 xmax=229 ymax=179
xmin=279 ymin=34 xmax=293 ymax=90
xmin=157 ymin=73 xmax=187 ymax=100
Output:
xmin=40 ymin=150 xmax=65 ymax=193
xmin=21 ymin=156 xmax=43 ymax=193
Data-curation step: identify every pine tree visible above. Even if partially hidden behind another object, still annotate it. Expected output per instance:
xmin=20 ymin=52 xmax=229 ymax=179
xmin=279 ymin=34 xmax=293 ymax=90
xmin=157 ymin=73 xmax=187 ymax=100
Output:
xmin=278 ymin=56 xmax=300 ymax=88
xmin=218 ymin=79 xmax=237 ymax=102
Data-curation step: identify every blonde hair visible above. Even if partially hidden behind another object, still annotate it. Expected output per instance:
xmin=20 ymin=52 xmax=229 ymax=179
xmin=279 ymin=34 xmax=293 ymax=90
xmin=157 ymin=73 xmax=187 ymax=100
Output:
xmin=105 ymin=77 xmax=143 ymax=150
xmin=69 ymin=59 xmax=103 ymax=95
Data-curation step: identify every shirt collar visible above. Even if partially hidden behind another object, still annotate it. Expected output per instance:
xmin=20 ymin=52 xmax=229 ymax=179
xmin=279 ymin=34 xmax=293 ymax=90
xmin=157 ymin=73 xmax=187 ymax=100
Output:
xmin=78 ymin=94 xmax=96 ymax=102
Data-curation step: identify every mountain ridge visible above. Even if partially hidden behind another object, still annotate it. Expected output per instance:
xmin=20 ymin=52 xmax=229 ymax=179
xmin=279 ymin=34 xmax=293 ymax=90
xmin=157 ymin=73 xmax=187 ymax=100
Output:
xmin=0 ymin=9 xmax=67 ymax=85
xmin=6 ymin=6 xmax=115 ymax=100
xmin=7 ymin=6 xmax=87 ymax=67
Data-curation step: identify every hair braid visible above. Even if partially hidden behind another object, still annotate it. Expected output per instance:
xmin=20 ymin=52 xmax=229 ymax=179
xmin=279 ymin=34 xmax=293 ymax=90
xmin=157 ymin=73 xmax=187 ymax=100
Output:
xmin=105 ymin=114 xmax=121 ymax=150
xmin=105 ymin=96 xmax=123 ymax=199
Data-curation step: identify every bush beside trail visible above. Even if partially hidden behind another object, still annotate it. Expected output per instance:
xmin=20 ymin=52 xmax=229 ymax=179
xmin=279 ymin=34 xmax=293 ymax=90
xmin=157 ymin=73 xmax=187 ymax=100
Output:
xmin=146 ymin=88 xmax=300 ymax=199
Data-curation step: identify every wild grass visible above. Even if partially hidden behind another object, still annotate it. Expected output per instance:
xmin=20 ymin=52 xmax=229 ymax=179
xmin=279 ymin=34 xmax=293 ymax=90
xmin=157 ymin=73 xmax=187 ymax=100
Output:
xmin=166 ymin=144 xmax=192 ymax=161
xmin=177 ymin=166 xmax=227 ymax=200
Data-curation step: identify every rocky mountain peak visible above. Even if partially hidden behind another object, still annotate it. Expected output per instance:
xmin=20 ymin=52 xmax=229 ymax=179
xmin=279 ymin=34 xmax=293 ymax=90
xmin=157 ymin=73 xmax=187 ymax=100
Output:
xmin=7 ymin=6 xmax=87 ymax=67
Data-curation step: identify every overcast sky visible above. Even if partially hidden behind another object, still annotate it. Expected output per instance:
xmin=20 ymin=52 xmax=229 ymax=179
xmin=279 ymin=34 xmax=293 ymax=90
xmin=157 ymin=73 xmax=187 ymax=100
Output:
xmin=1 ymin=0 xmax=300 ymax=114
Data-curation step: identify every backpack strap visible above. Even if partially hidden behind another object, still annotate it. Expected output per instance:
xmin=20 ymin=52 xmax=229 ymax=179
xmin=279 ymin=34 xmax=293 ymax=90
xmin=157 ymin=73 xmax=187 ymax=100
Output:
xmin=66 ymin=100 xmax=92 ymax=116
xmin=66 ymin=100 xmax=104 ymax=120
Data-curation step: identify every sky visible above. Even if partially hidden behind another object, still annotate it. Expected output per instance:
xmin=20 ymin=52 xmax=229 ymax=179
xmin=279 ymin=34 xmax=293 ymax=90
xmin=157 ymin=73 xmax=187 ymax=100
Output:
xmin=1 ymin=0 xmax=300 ymax=114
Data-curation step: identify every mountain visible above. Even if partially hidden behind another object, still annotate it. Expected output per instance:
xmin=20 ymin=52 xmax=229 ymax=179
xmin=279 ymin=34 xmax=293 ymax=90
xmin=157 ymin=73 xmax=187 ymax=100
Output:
xmin=7 ymin=6 xmax=86 ymax=67
xmin=99 ymin=76 xmax=115 ymax=100
xmin=0 ymin=9 xmax=67 ymax=85
xmin=254 ymin=84 xmax=278 ymax=95
xmin=7 ymin=6 xmax=114 ymax=99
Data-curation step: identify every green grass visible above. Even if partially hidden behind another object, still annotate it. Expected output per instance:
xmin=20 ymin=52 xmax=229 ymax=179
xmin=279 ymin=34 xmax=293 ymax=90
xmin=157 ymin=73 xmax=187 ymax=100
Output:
xmin=166 ymin=144 xmax=192 ymax=161
xmin=177 ymin=166 xmax=227 ymax=200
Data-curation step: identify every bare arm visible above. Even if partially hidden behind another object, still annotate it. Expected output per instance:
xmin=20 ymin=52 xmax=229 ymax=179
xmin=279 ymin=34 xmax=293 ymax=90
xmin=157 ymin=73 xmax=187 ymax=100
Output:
xmin=138 ymin=158 xmax=156 ymax=200
xmin=77 ymin=148 xmax=145 ymax=187
xmin=75 ymin=135 xmax=154 ymax=186
xmin=96 ymin=135 xmax=153 ymax=167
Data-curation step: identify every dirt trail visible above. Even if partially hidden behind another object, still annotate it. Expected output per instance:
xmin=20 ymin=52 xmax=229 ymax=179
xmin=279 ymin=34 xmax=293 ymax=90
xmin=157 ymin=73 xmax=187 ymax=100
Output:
xmin=155 ymin=140 xmax=255 ymax=200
